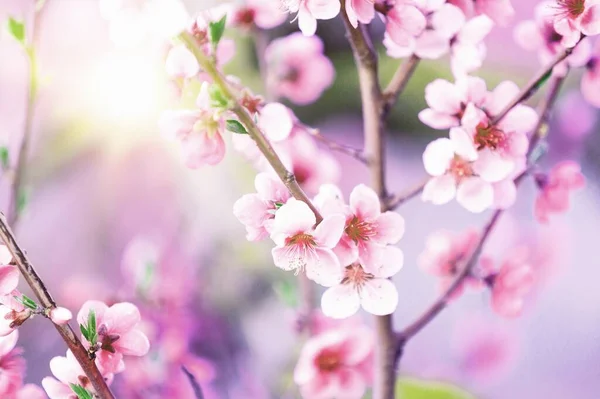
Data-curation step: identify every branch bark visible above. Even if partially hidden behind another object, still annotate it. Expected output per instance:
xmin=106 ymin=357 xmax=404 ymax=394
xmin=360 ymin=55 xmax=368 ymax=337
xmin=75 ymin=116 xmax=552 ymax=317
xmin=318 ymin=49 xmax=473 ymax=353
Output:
xmin=382 ymin=55 xmax=420 ymax=118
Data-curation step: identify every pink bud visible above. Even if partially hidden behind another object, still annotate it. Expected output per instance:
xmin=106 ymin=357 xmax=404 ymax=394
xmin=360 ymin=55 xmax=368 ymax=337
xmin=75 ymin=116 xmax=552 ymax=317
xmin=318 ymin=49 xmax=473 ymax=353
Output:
xmin=49 ymin=307 xmax=72 ymax=325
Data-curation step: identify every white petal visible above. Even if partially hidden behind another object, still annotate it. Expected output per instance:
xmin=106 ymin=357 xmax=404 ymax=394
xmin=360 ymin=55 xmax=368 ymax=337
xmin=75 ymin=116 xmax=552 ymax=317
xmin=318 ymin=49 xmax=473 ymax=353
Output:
xmin=360 ymin=279 xmax=399 ymax=316
xmin=321 ymin=284 xmax=361 ymax=319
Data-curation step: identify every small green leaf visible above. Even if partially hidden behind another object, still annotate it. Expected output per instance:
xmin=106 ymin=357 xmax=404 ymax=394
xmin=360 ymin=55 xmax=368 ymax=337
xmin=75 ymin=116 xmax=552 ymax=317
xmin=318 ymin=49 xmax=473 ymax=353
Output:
xmin=7 ymin=17 xmax=25 ymax=44
xmin=0 ymin=147 xmax=9 ymax=170
xmin=69 ymin=383 xmax=94 ymax=399
xmin=273 ymin=279 xmax=298 ymax=308
xmin=87 ymin=309 xmax=97 ymax=345
xmin=21 ymin=295 xmax=37 ymax=310
xmin=16 ymin=189 xmax=27 ymax=215
xmin=396 ymin=378 xmax=476 ymax=399
xmin=226 ymin=120 xmax=248 ymax=135
xmin=79 ymin=323 xmax=89 ymax=341
xmin=208 ymin=84 xmax=228 ymax=108
xmin=208 ymin=15 xmax=227 ymax=46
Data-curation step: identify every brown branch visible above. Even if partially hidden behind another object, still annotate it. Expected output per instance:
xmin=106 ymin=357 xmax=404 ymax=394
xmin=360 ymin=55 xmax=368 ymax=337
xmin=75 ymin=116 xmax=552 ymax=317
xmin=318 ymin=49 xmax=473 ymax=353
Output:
xmin=308 ymin=128 xmax=367 ymax=163
xmin=0 ymin=215 xmax=115 ymax=398
xmin=385 ymin=178 xmax=428 ymax=210
xmin=381 ymin=55 xmax=420 ymax=117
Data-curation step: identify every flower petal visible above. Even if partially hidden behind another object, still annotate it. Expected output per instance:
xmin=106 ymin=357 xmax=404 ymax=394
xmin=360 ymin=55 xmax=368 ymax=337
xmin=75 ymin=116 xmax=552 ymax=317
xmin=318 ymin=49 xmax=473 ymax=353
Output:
xmin=321 ymin=284 xmax=361 ymax=319
xmin=271 ymin=198 xmax=316 ymax=237
xmin=422 ymin=175 xmax=457 ymax=205
xmin=306 ymin=248 xmax=343 ymax=287
xmin=0 ymin=266 xmax=19 ymax=295
xmin=456 ymin=177 xmax=494 ymax=213
xmin=360 ymin=279 xmax=399 ymax=316
xmin=104 ymin=302 xmax=141 ymax=334
xmin=349 ymin=184 xmax=381 ymax=220
xmin=374 ymin=211 xmax=405 ymax=244
xmin=423 ymin=138 xmax=455 ymax=176
xmin=114 ymin=329 xmax=150 ymax=356
xmin=314 ymin=214 xmax=346 ymax=248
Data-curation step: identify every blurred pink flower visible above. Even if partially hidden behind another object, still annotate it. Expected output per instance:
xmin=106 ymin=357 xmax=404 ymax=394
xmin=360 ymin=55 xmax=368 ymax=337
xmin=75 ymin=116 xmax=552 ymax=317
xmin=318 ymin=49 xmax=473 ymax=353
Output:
xmin=282 ymin=0 xmax=341 ymax=36
xmin=345 ymin=0 xmax=376 ymax=28
xmin=165 ymin=45 xmax=200 ymax=79
xmin=418 ymin=229 xmax=481 ymax=298
xmin=50 ymin=307 xmax=73 ymax=326
xmin=481 ymin=247 xmax=534 ymax=318
xmin=534 ymin=161 xmax=585 ymax=223
xmin=15 ymin=384 xmax=47 ymax=399
xmin=0 ymin=331 xmax=25 ymax=396
xmin=450 ymin=14 xmax=494 ymax=77
xmin=77 ymin=301 xmax=150 ymax=374
xmin=556 ymin=90 xmax=597 ymax=138
xmin=321 ymin=252 xmax=403 ymax=318
xmin=294 ymin=325 xmax=373 ymax=399
xmin=233 ymin=172 xmax=291 ymax=241
xmin=449 ymin=0 xmax=515 ymax=25
xmin=270 ymin=199 xmax=345 ymax=287
xmin=265 ymin=32 xmax=335 ymax=105
xmin=385 ymin=2 xmax=426 ymax=46
xmin=548 ymin=0 xmax=600 ymax=47
xmin=581 ymin=40 xmax=600 ymax=107
xmin=0 ymin=245 xmax=18 ymax=297
xmin=514 ymin=2 xmax=592 ymax=76
xmin=231 ymin=0 xmax=288 ymax=29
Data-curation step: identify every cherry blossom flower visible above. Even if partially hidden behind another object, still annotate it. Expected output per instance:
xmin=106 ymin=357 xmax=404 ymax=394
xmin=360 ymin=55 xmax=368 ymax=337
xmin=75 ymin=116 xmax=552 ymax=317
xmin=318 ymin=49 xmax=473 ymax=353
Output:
xmin=319 ymin=184 xmax=405 ymax=268
xmin=49 ymin=307 xmax=73 ymax=326
xmin=481 ymin=247 xmax=534 ymax=318
xmin=418 ymin=229 xmax=481 ymax=298
xmin=548 ymin=0 xmax=600 ymax=47
xmin=418 ymin=76 xmax=488 ymax=129
xmin=0 ymin=294 xmax=32 ymax=337
xmin=265 ymin=32 xmax=335 ymax=105
xmin=233 ymin=173 xmax=291 ymax=241
xmin=514 ymin=2 xmax=592 ymax=77
xmin=384 ymin=2 xmax=427 ymax=46
xmin=0 ymin=245 xmax=18 ymax=297
xmin=231 ymin=0 xmax=288 ymax=29
xmin=270 ymin=199 xmax=345 ymax=287
xmin=448 ymin=0 xmax=515 ymax=25
xmin=321 ymin=248 xmax=403 ymax=318
xmin=159 ymin=83 xmax=226 ymax=168
xmin=282 ymin=0 xmax=341 ymax=36
xmin=294 ymin=325 xmax=373 ymax=399
xmin=0 ymin=331 xmax=25 ymax=396
xmin=450 ymin=14 xmax=494 ymax=76
xmin=534 ymin=161 xmax=585 ymax=223
xmin=42 ymin=350 xmax=113 ymax=399
xmin=165 ymin=45 xmax=200 ymax=79
xmin=15 ymin=384 xmax=47 ymax=399
xmin=581 ymin=40 xmax=600 ymax=107
xmin=345 ymin=0 xmax=376 ymax=28
xmin=77 ymin=301 xmax=150 ymax=374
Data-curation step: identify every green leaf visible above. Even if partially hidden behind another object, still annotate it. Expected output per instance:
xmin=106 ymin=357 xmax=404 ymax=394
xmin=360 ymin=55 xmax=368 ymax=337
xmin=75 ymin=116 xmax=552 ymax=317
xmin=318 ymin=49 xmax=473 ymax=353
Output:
xmin=226 ymin=120 xmax=248 ymax=135
xmin=79 ymin=323 xmax=89 ymax=341
xmin=16 ymin=189 xmax=27 ymax=215
xmin=273 ymin=279 xmax=298 ymax=308
xmin=69 ymin=383 xmax=94 ymax=399
xmin=87 ymin=309 xmax=97 ymax=345
xmin=208 ymin=84 xmax=228 ymax=108
xmin=208 ymin=15 xmax=227 ymax=46
xmin=21 ymin=295 xmax=37 ymax=310
xmin=396 ymin=378 xmax=476 ymax=399
xmin=7 ymin=17 xmax=25 ymax=44
xmin=0 ymin=147 xmax=9 ymax=170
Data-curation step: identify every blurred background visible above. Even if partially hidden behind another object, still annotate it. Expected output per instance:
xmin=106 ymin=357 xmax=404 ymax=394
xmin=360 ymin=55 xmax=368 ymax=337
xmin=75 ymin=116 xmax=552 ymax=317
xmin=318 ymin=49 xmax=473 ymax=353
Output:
xmin=0 ymin=0 xmax=599 ymax=398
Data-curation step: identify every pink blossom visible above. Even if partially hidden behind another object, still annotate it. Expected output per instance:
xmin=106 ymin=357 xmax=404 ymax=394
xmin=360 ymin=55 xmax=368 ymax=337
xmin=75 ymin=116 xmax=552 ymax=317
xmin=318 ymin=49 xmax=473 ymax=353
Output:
xmin=165 ymin=45 xmax=199 ymax=79
xmin=581 ymin=40 xmax=600 ymax=107
xmin=233 ymin=173 xmax=291 ymax=241
xmin=450 ymin=14 xmax=494 ymax=76
xmin=319 ymin=184 xmax=405 ymax=268
xmin=294 ymin=325 xmax=373 ymax=399
xmin=534 ymin=161 xmax=585 ymax=223
xmin=265 ymin=33 xmax=335 ymax=105
xmin=42 ymin=350 xmax=113 ymax=399
xmin=0 ymin=294 xmax=31 ymax=337
xmin=481 ymin=247 xmax=534 ymax=318
xmin=0 ymin=331 xmax=25 ymax=396
xmin=418 ymin=76 xmax=488 ymax=129
xmin=15 ymin=384 xmax=47 ymax=399
xmin=514 ymin=2 xmax=592 ymax=77
xmin=548 ymin=0 xmax=600 ymax=47
xmin=321 ymin=249 xmax=403 ymax=318
xmin=345 ymin=0 xmax=375 ymax=28
xmin=385 ymin=2 xmax=427 ymax=46
xmin=231 ymin=0 xmax=287 ymax=29
xmin=0 ymin=246 xmax=18 ymax=297
xmin=418 ymin=229 xmax=481 ymax=298
xmin=159 ymin=83 xmax=226 ymax=168
xmin=77 ymin=301 xmax=150 ymax=374
xmin=270 ymin=199 xmax=345 ymax=287
xmin=282 ymin=0 xmax=341 ymax=36
xmin=448 ymin=0 xmax=515 ymax=25
xmin=50 ymin=307 xmax=73 ymax=326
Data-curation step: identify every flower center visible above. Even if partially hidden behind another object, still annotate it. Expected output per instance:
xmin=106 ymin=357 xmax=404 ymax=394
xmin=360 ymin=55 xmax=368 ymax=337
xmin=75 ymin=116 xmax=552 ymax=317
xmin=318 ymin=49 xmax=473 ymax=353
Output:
xmin=345 ymin=216 xmax=376 ymax=243
xmin=293 ymin=164 xmax=311 ymax=184
xmin=474 ymin=122 xmax=506 ymax=151
xmin=315 ymin=349 xmax=342 ymax=372
xmin=448 ymin=156 xmax=473 ymax=179
xmin=285 ymin=233 xmax=316 ymax=248
xmin=234 ymin=8 xmax=256 ymax=26
xmin=281 ymin=66 xmax=300 ymax=83
xmin=98 ymin=324 xmax=121 ymax=354
xmin=555 ymin=0 xmax=585 ymax=18
xmin=342 ymin=264 xmax=374 ymax=288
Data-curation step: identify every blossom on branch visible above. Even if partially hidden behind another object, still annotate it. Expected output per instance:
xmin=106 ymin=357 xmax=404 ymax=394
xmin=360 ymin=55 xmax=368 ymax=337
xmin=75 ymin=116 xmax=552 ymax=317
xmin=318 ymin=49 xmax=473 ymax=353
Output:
xmin=534 ymin=161 xmax=585 ymax=223
xmin=281 ymin=0 xmax=341 ymax=36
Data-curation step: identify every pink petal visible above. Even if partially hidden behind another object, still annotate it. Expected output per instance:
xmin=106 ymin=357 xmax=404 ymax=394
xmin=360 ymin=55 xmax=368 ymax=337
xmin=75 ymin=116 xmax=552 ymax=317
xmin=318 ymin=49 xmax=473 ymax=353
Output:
xmin=358 ymin=241 xmax=386 ymax=269
xmin=422 ymin=175 xmax=457 ymax=205
xmin=369 ymin=246 xmax=404 ymax=278
xmin=0 ymin=265 xmax=19 ymax=295
xmin=49 ymin=355 xmax=76 ymax=385
xmin=0 ymin=330 xmax=18 ymax=357
xmin=165 ymin=45 xmax=199 ymax=78
xmin=451 ymin=43 xmax=485 ymax=76
xmin=104 ymin=302 xmax=141 ymax=334
xmin=501 ymin=105 xmax=538 ymax=135
xmin=0 ymin=246 xmax=12 ymax=265
xmin=333 ymin=237 xmax=359 ymax=266
xmin=457 ymin=15 xmax=493 ymax=44
xmin=360 ymin=279 xmax=398 ymax=316
xmin=423 ymin=138 xmax=455 ymax=176
xmin=414 ymin=31 xmax=450 ymax=59
xmin=581 ymin=69 xmax=600 ymax=107
xmin=458 ymin=76 xmax=487 ymax=105
xmin=306 ymin=248 xmax=343 ymax=287
xmin=42 ymin=377 xmax=74 ymax=399
xmin=77 ymin=300 xmax=108 ymax=327
xmin=298 ymin=6 xmax=317 ymax=36
xmin=374 ymin=211 xmax=405 ymax=244
xmin=349 ymin=184 xmax=381 ymax=220
xmin=258 ymin=103 xmax=294 ymax=142
xmin=350 ymin=0 xmax=375 ymax=24
xmin=345 ymin=0 xmax=359 ymax=27
xmin=181 ymin=131 xmax=226 ymax=168
xmin=493 ymin=179 xmax=517 ymax=209
xmin=271 ymin=246 xmax=299 ymax=271
xmin=386 ymin=5 xmax=426 ymax=45
xmin=418 ymin=109 xmax=459 ymax=129
xmin=472 ymin=149 xmax=515 ymax=183
xmin=486 ymin=80 xmax=520 ymax=116
xmin=50 ymin=307 xmax=73 ymax=325
xmin=580 ymin=4 xmax=600 ymax=36
xmin=513 ymin=20 xmax=545 ymax=51
xmin=16 ymin=384 xmax=47 ymax=399
xmin=335 ymin=369 xmax=368 ymax=398
xmin=449 ymin=127 xmax=478 ymax=161
xmin=271 ymin=198 xmax=316 ymax=238
xmin=339 ymin=326 xmax=373 ymax=365
xmin=306 ymin=0 xmax=341 ymax=19
xmin=314 ymin=214 xmax=346 ymax=248
xmin=321 ymin=284 xmax=361 ymax=319
xmin=431 ymin=4 xmax=465 ymax=38
xmin=456 ymin=177 xmax=494 ymax=213
xmin=492 ymin=295 xmax=524 ymax=318
xmin=114 ymin=329 xmax=150 ymax=356
xmin=424 ymin=79 xmax=462 ymax=114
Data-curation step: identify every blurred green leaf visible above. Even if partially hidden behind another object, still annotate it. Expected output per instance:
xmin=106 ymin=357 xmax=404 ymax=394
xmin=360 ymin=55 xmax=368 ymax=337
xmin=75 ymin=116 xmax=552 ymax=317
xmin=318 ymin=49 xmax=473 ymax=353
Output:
xmin=396 ymin=378 xmax=476 ymax=399
xmin=209 ymin=15 xmax=227 ymax=46
xmin=69 ymin=384 xmax=93 ymax=399
xmin=88 ymin=309 xmax=97 ymax=345
xmin=0 ymin=147 xmax=9 ymax=170
xmin=209 ymin=84 xmax=228 ymax=108
xmin=226 ymin=120 xmax=248 ymax=134
xmin=21 ymin=295 xmax=37 ymax=310
xmin=16 ymin=189 xmax=27 ymax=215
xmin=7 ymin=17 xmax=25 ymax=44
xmin=273 ymin=279 xmax=298 ymax=308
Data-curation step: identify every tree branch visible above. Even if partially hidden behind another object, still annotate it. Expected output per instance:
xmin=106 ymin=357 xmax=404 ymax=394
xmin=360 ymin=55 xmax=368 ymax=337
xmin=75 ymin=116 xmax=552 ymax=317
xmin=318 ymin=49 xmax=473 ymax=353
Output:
xmin=385 ymin=178 xmax=428 ymax=210
xmin=381 ymin=55 xmax=420 ymax=117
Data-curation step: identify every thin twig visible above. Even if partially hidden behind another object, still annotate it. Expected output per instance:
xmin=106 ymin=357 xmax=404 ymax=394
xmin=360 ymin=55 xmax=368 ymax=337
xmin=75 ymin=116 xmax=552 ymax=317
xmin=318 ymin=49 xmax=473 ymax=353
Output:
xmin=381 ymin=55 xmax=420 ymax=117
xmin=308 ymin=129 xmax=367 ymax=163
xmin=0 ymin=214 xmax=115 ymax=398
xmin=182 ymin=366 xmax=205 ymax=399
xmin=385 ymin=178 xmax=428 ymax=210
